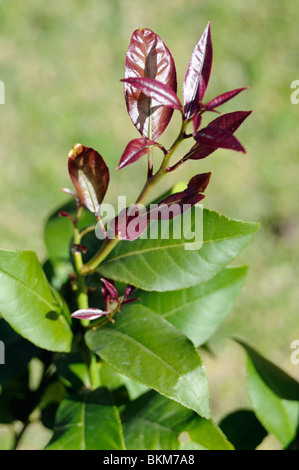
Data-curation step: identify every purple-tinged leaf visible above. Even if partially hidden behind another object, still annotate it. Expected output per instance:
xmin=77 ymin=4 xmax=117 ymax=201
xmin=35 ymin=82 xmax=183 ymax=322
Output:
xmin=101 ymin=278 xmax=118 ymax=301
xmin=183 ymin=22 xmax=213 ymax=120
xmin=187 ymin=172 xmax=212 ymax=193
xmin=68 ymin=144 xmax=109 ymax=214
xmin=208 ymin=110 xmax=252 ymax=133
xmin=195 ymin=126 xmax=246 ymax=153
xmin=149 ymin=194 xmax=205 ymax=219
xmin=58 ymin=211 xmax=75 ymax=224
xmin=192 ymin=113 xmax=202 ymax=133
xmin=124 ymin=28 xmax=177 ymax=140
xmin=124 ymin=284 xmax=136 ymax=300
xmin=122 ymin=77 xmax=182 ymax=111
xmin=205 ymin=87 xmax=248 ymax=110
xmin=110 ymin=204 xmax=148 ymax=241
xmin=116 ymin=138 xmax=160 ymax=171
xmin=71 ymin=308 xmax=110 ymax=320
xmin=59 ymin=187 xmax=80 ymax=203
xmin=121 ymin=298 xmax=140 ymax=306
xmin=186 ymin=111 xmax=251 ymax=160
xmin=148 ymin=172 xmax=211 ymax=220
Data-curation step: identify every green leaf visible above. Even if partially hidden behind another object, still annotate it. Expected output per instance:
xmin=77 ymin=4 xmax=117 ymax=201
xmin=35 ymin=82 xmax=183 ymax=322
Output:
xmin=98 ymin=209 xmax=259 ymax=291
xmin=245 ymin=352 xmax=299 ymax=447
xmin=0 ymin=249 xmax=73 ymax=352
xmin=121 ymin=390 xmax=193 ymax=450
xmin=86 ymin=305 xmax=210 ymax=418
xmin=46 ymin=388 xmax=125 ymax=450
xmin=121 ymin=390 xmax=232 ymax=450
xmin=99 ymin=362 xmax=148 ymax=400
xmin=179 ymin=415 xmax=234 ymax=450
xmin=237 ymin=340 xmax=299 ymax=401
xmin=219 ymin=409 xmax=267 ymax=450
xmin=139 ymin=266 xmax=248 ymax=346
xmin=0 ymin=319 xmax=37 ymax=385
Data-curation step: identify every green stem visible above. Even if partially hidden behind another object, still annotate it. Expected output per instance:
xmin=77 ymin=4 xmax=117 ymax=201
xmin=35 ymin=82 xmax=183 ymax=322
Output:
xmin=73 ymin=226 xmax=89 ymax=317
xmin=81 ymin=119 xmax=188 ymax=275
xmin=72 ymin=207 xmax=100 ymax=388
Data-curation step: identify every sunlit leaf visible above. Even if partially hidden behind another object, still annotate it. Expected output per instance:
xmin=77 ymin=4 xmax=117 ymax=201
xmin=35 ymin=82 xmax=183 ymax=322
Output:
xmin=68 ymin=143 xmax=109 ymax=214
xmin=124 ymin=28 xmax=177 ymax=140
xmin=183 ymin=22 xmax=212 ymax=119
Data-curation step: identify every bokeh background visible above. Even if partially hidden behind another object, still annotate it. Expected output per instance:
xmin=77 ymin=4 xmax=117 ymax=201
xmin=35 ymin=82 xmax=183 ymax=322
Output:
xmin=0 ymin=0 xmax=298 ymax=449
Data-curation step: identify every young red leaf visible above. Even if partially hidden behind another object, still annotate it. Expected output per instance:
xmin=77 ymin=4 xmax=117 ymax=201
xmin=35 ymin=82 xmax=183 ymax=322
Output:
xmin=101 ymin=278 xmax=119 ymax=301
xmin=183 ymin=22 xmax=213 ymax=120
xmin=71 ymin=308 xmax=110 ymax=320
xmin=68 ymin=144 xmax=109 ymax=214
xmin=59 ymin=187 xmax=80 ymax=203
xmin=205 ymin=87 xmax=248 ymax=111
xmin=122 ymin=77 xmax=182 ymax=111
xmin=208 ymin=110 xmax=252 ymax=133
xmin=123 ymin=284 xmax=136 ymax=301
xmin=192 ymin=113 xmax=202 ymax=133
xmin=185 ymin=111 xmax=251 ymax=160
xmin=195 ymin=125 xmax=246 ymax=153
xmin=110 ymin=204 xmax=148 ymax=241
xmin=116 ymin=138 xmax=160 ymax=171
xmin=58 ymin=211 xmax=75 ymax=224
xmin=121 ymin=298 xmax=140 ymax=306
xmin=187 ymin=172 xmax=212 ymax=193
xmin=124 ymin=28 xmax=177 ymax=140
xmin=148 ymin=172 xmax=211 ymax=219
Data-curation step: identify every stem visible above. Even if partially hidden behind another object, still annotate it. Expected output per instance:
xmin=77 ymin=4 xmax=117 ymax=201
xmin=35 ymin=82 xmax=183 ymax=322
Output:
xmin=73 ymin=226 xmax=89 ymax=314
xmin=81 ymin=119 xmax=188 ymax=275
xmin=72 ymin=207 xmax=100 ymax=389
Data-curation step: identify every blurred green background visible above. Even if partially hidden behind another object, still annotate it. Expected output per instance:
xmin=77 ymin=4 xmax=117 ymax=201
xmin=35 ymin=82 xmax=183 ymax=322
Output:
xmin=0 ymin=0 xmax=298 ymax=449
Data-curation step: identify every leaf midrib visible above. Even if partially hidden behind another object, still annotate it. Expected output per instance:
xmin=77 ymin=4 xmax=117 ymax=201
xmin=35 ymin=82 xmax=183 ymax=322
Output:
xmin=159 ymin=277 xmax=241 ymax=318
xmin=91 ymin=326 xmax=203 ymax=410
xmin=0 ymin=266 xmax=56 ymax=312
xmin=102 ymin=230 xmax=254 ymax=265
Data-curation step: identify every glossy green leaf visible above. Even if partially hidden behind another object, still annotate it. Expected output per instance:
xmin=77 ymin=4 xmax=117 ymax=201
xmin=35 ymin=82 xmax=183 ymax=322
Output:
xmin=219 ymin=409 xmax=267 ymax=450
xmin=179 ymin=415 xmax=234 ymax=450
xmin=0 ymin=249 xmax=73 ymax=352
xmin=238 ymin=340 xmax=299 ymax=401
xmin=98 ymin=209 xmax=258 ymax=292
xmin=245 ymin=352 xmax=299 ymax=447
xmin=139 ymin=266 xmax=248 ymax=346
xmin=121 ymin=390 xmax=232 ymax=450
xmin=99 ymin=362 xmax=148 ymax=400
xmin=121 ymin=390 xmax=193 ymax=450
xmin=86 ymin=305 xmax=210 ymax=418
xmin=46 ymin=388 xmax=125 ymax=450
